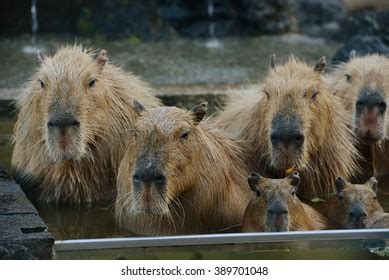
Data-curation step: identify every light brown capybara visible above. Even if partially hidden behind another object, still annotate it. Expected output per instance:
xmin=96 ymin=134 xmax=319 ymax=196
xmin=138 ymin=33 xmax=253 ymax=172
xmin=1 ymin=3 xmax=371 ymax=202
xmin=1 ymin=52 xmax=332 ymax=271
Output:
xmin=214 ymin=55 xmax=360 ymax=198
xmin=366 ymin=212 xmax=389 ymax=229
xmin=243 ymin=171 xmax=328 ymax=232
xmin=12 ymin=45 xmax=160 ymax=204
xmin=328 ymin=52 xmax=389 ymax=178
xmin=115 ymin=102 xmax=252 ymax=236
xmin=319 ymin=177 xmax=384 ymax=229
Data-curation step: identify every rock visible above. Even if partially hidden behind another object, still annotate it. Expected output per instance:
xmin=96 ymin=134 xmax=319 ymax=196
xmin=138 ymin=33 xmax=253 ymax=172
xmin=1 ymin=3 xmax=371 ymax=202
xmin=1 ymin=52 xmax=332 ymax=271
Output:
xmin=332 ymin=35 xmax=389 ymax=63
xmin=294 ymin=0 xmax=347 ymax=39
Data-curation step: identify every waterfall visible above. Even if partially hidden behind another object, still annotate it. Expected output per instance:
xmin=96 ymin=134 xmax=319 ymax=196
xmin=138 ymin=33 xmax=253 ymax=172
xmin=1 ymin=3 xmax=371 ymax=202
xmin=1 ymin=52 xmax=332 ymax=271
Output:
xmin=23 ymin=0 xmax=42 ymax=55
xmin=205 ymin=0 xmax=221 ymax=48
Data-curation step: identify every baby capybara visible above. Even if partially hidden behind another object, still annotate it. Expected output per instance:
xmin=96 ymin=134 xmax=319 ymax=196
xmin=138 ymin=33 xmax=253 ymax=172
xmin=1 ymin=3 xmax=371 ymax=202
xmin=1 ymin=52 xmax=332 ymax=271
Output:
xmin=366 ymin=212 xmax=389 ymax=229
xmin=115 ymin=102 xmax=252 ymax=235
xmin=214 ymin=55 xmax=360 ymax=198
xmin=12 ymin=45 xmax=160 ymax=204
xmin=322 ymin=177 xmax=384 ymax=229
xmin=329 ymin=52 xmax=389 ymax=177
xmin=243 ymin=171 xmax=328 ymax=232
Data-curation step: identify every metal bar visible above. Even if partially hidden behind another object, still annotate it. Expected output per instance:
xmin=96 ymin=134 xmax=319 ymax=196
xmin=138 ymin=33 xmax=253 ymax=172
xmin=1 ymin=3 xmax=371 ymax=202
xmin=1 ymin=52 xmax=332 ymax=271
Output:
xmin=55 ymin=229 xmax=389 ymax=252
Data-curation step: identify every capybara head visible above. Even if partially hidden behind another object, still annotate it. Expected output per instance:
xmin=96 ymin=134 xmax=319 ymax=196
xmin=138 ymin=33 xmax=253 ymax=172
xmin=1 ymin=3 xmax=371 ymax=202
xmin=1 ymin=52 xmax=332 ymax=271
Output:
xmin=33 ymin=46 xmax=110 ymax=161
xmin=333 ymin=176 xmax=383 ymax=229
xmin=119 ymin=102 xmax=208 ymax=217
xmin=247 ymin=171 xmax=301 ymax=232
xmin=262 ymin=55 xmax=327 ymax=171
xmin=331 ymin=52 xmax=389 ymax=143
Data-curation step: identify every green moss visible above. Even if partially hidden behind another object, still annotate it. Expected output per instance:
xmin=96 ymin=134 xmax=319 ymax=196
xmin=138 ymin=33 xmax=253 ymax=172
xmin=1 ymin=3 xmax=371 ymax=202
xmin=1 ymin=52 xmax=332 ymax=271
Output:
xmin=127 ymin=35 xmax=142 ymax=46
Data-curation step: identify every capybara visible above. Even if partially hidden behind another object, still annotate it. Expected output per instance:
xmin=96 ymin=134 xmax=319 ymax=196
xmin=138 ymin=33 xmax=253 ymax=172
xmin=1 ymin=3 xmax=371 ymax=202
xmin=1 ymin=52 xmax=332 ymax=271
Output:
xmin=366 ymin=212 xmax=389 ymax=229
xmin=12 ymin=45 xmax=160 ymax=204
xmin=115 ymin=102 xmax=252 ymax=235
xmin=243 ymin=171 xmax=328 ymax=232
xmin=321 ymin=177 xmax=384 ymax=229
xmin=214 ymin=55 xmax=360 ymax=198
xmin=328 ymin=52 xmax=389 ymax=177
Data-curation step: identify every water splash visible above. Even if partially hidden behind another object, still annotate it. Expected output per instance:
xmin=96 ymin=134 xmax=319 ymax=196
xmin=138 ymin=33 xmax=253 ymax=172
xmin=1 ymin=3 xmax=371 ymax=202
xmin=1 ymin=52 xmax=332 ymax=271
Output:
xmin=205 ymin=0 xmax=222 ymax=49
xmin=23 ymin=0 xmax=43 ymax=55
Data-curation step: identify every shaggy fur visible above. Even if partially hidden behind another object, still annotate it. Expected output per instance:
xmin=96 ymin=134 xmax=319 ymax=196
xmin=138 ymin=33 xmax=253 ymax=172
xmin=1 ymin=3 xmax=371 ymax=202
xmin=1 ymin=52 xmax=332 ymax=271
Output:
xmin=115 ymin=105 xmax=252 ymax=235
xmin=328 ymin=54 xmax=389 ymax=177
xmin=243 ymin=172 xmax=328 ymax=232
xmin=12 ymin=45 xmax=160 ymax=204
xmin=214 ymin=56 xmax=360 ymax=198
xmin=366 ymin=212 xmax=389 ymax=229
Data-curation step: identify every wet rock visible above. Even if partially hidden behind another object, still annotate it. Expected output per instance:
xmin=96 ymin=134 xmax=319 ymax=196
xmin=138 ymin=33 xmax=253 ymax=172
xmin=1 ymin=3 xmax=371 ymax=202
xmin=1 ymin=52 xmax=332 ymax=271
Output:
xmin=294 ymin=0 xmax=346 ymax=39
xmin=332 ymin=35 xmax=389 ymax=63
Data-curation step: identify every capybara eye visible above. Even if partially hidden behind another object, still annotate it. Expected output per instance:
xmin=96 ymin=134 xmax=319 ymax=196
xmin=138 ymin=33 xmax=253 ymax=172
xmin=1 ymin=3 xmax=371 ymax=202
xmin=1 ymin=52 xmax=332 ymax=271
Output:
xmin=345 ymin=74 xmax=352 ymax=82
xmin=311 ymin=91 xmax=318 ymax=100
xmin=180 ymin=131 xmax=190 ymax=140
xmin=38 ymin=79 xmax=45 ymax=89
xmin=291 ymin=189 xmax=296 ymax=196
xmin=373 ymin=195 xmax=377 ymax=200
xmin=378 ymin=101 xmax=387 ymax=112
xmin=88 ymin=79 xmax=96 ymax=88
xmin=264 ymin=90 xmax=270 ymax=99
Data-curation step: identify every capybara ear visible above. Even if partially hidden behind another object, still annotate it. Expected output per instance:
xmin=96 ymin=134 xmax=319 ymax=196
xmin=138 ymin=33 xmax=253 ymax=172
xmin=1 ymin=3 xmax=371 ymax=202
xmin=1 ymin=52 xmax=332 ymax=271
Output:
xmin=94 ymin=49 xmax=108 ymax=71
xmin=368 ymin=177 xmax=378 ymax=193
xmin=270 ymin=54 xmax=276 ymax=69
xmin=133 ymin=99 xmax=145 ymax=114
xmin=37 ymin=50 xmax=46 ymax=63
xmin=191 ymin=101 xmax=208 ymax=125
xmin=314 ymin=56 xmax=326 ymax=73
xmin=247 ymin=172 xmax=261 ymax=195
xmin=349 ymin=50 xmax=356 ymax=60
xmin=287 ymin=171 xmax=300 ymax=187
xmin=335 ymin=177 xmax=346 ymax=193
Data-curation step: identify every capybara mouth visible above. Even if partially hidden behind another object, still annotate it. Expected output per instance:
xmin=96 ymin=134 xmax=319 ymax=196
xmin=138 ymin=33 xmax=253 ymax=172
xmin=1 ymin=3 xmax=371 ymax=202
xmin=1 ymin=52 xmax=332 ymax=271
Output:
xmin=357 ymin=129 xmax=384 ymax=143
xmin=131 ymin=188 xmax=169 ymax=216
xmin=346 ymin=220 xmax=366 ymax=229
xmin=271 ymin=148 xmax=304 ymax=171
xmin=46 ymin=133 xmax=85 ymax=161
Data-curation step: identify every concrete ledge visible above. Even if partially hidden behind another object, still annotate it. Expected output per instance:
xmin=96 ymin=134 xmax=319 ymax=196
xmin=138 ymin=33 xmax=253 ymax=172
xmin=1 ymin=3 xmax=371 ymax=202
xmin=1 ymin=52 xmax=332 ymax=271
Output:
xmin=0 ymin=168 xmax=54 ymax=259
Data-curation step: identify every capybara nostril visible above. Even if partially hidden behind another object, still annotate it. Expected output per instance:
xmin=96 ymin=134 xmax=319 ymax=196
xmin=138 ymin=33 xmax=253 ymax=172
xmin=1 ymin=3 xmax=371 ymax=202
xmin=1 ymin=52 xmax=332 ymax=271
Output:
xmin=294 ymin=134 xmax=304 ymax=148
xmin=349 ymin=209 xmax=367 ymax=219
xmin=47 ymin=117 xmax=80 ymax=129
xmin=133 ymin=170 xmax=166 ymax=186
xmin=378 ymin=101 xmax=387 ymax=112
xmin=270 ymin=133 xmax=281 ymax=146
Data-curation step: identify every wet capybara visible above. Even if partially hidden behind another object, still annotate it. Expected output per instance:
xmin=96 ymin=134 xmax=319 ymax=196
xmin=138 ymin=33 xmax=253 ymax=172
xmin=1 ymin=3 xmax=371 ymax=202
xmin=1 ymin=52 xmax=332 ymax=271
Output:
xmin=366 ymin=212 xmax=389 ymax=229
xmin=321 ymin=177 xmax=384 ymax=229
xmin=328 ymin=52 xmax=389 ymax=177
xmin=243 ymin=171 xmax=328 ymax=232
xmin=12 ymin=45 xmax=160 ymax=204
xmin=214 ymin=55 xmax=360 ymax=198
xmin=115 ymin=102 xmax=252 ymax=235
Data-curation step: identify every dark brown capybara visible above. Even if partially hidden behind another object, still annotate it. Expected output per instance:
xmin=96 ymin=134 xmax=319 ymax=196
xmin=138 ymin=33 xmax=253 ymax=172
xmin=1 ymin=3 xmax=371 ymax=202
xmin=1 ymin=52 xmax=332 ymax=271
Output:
xmin=321 ymin=177 xmax=384 ymax=229
xmin=12 ymin=45 xmax=160 ymax=204
xmin=214 ymin=55 xmax=360 ymax=198
xmin=243 ymin=171 xmax=328 ymax=232
xmin=115 ymin=102 xmax=252 ymax=235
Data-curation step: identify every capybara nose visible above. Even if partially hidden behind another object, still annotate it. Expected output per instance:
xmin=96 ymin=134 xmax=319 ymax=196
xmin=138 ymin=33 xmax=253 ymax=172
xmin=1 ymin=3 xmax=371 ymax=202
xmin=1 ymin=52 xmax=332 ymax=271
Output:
xmin=270 ymin=132 xmax=304 ymax=148
xmin=268 ymin=203 xmax=288 ymax=216
xmin=356 ymin=92 xmax=386 ymax=112
xmin=133 ymin=170 xmax=166 ymax=187
xmin=47 ymin=117 xmax=80 ymax=129
xmin=349 ymin=208 xmax=367 ymax=220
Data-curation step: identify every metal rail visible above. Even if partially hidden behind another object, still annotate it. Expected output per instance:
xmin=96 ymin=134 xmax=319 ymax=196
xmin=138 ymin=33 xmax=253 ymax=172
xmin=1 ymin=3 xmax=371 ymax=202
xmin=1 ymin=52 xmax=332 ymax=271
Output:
xmin=55 ymin=229 xmax=389 ymax=252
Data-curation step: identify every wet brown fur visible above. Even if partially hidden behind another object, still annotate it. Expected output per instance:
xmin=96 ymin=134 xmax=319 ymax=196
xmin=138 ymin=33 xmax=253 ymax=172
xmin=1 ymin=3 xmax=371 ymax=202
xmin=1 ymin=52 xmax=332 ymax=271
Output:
xmin=243 ymin=174 xmax=328 ymax=232
xmin=115 ymin=105 xmax=252 ymax=235
xmin=12 ymin=45 xmax=160 ymax=204
xmin=214 ymin=56 xmax=360 ymax=198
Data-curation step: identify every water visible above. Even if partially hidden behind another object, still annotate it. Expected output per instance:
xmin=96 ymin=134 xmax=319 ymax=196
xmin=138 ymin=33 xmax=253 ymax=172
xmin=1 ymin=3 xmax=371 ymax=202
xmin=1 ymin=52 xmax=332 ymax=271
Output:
xmin=205 ymin=0 xmax=222 ymax=49
xmin=22 ymin=0 xmax=42 ymax=55
xmin=2 ymin=34 xmax=387 ymax=242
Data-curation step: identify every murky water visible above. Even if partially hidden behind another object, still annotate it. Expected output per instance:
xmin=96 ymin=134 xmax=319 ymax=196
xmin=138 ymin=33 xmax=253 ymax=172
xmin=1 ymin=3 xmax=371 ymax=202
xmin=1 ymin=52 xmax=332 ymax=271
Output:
xmin=0 ymin=35 xmax=388 ymax=242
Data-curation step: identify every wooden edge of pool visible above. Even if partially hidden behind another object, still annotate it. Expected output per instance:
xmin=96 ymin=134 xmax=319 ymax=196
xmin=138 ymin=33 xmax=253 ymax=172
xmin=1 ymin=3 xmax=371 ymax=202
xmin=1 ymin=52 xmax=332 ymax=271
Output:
xmin=54 ymin=229 xmax=389 ymax=252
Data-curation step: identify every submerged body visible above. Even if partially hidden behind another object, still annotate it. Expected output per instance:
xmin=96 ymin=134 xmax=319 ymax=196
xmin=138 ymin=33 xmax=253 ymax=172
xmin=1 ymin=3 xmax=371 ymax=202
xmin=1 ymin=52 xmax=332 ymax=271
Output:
xmin=214 ymin=56 xmax=360 ymax=198
xmin=115 ymin=103 xmax=253 ymax=235
xmin=12 ymin=45 xmax=160 ymax=204
xmin=243 ymin=172 xmax=328 ymax=232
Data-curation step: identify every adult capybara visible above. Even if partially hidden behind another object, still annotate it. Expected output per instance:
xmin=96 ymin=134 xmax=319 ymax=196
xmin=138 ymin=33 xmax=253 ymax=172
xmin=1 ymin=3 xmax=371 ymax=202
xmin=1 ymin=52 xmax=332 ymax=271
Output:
xmin=214 ymin=55 xmax=360 ymax=198
xmin=12 ymin=45 xmax=160 ymax=204
xmin=328 ymin=52 xmax=389 ymax=177
xmin=115 ymin=102 xmax=252 ymax=235
xmin=321 ymin=177 xmax=384 ymax=229
xmin=243 ymin=171 xmax=328 ymax=232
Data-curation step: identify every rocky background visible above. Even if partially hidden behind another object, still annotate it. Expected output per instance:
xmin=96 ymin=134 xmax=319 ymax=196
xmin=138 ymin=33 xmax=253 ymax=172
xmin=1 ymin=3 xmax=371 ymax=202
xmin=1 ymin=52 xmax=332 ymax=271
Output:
xmin=0 ymin=0 xmax=389 ymax=62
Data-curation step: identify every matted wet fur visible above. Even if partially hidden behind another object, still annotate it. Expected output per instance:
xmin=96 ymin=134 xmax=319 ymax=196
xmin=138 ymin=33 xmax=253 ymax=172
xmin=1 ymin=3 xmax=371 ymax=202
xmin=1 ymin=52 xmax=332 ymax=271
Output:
xmin=214 ymin=56 xmax=360 ymax=198
xmin=243 ymin=172 xmax=328 ymax=232
xmin=328 ymin=53 xmax=389 ymax=177
xmin=115 ymin=103 xmax=252 ymax=235
xmin=320 ymin=177 xmax=384 ymax=229
xmin=12 ymin=45 xmax=160 ymax=204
